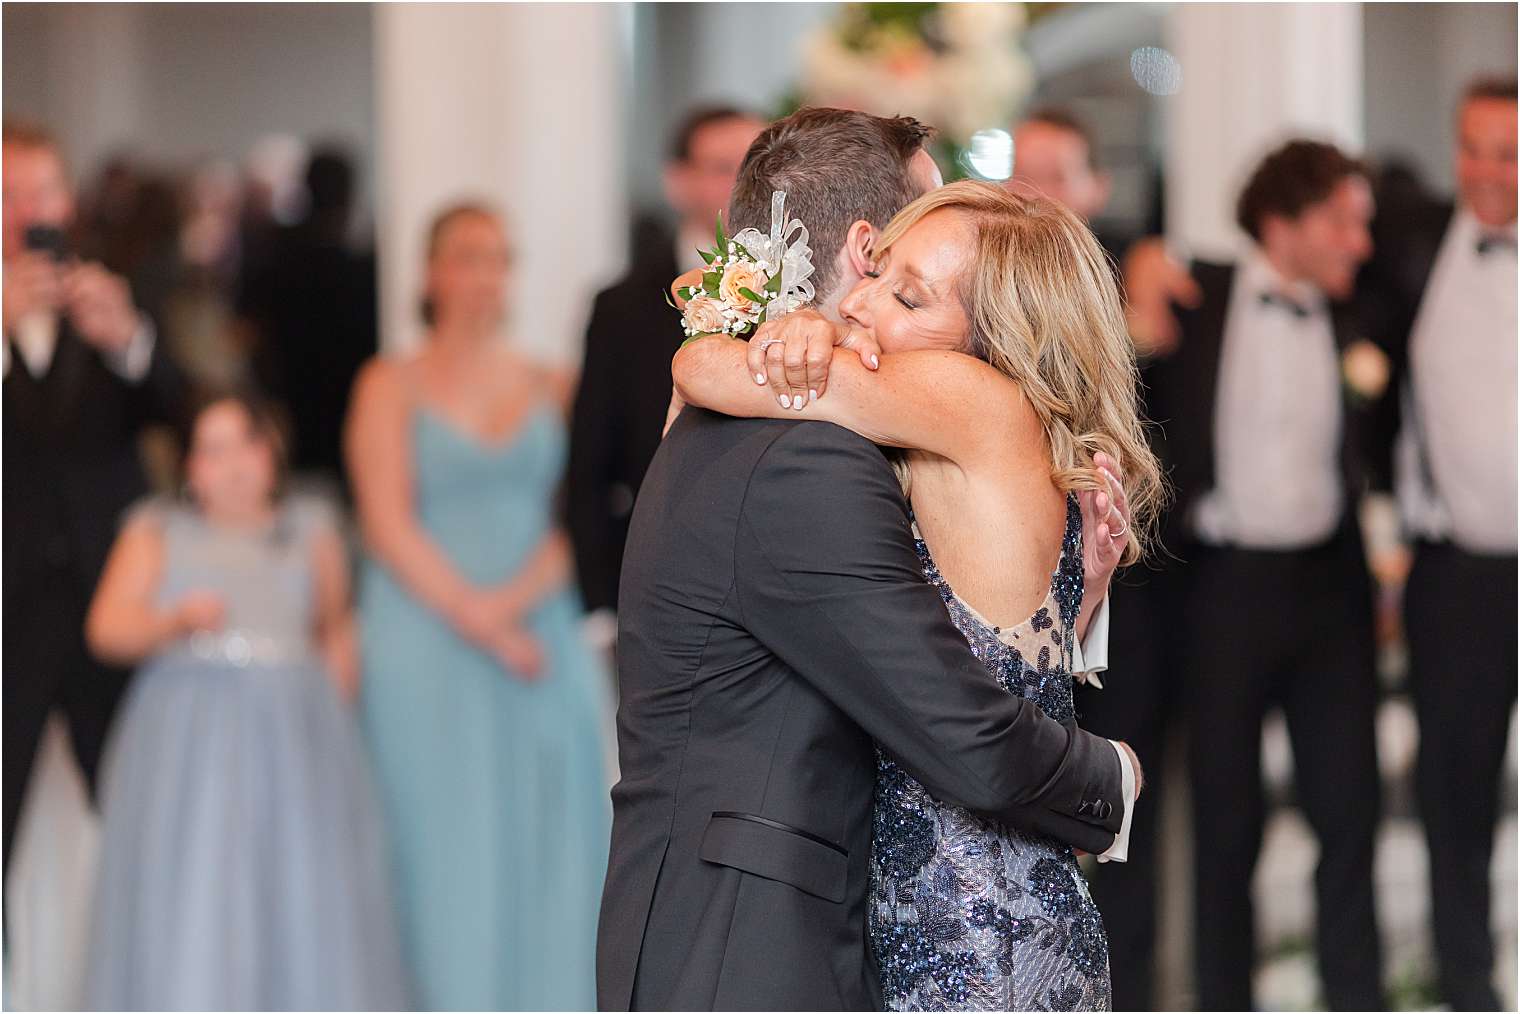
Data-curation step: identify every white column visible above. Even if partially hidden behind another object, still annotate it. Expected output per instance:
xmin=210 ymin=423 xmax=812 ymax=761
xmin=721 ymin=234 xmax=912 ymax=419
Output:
xmin=374 ymin=3 xmax=627 ymax=361
xmin=1165 ymin=3 xmax=1363 ymax=260
xmin=42 ymin=5 xmax=147 ymax=173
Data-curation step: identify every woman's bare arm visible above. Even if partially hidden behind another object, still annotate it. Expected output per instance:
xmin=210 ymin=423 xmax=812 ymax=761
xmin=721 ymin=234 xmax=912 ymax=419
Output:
xmin=86 ymin=515 xmax=201 ymax=665
xmin=344 ymin=358 xmax=483 ymax=623
xmin=673 ymin=334 xmax=1032 ymax=467
xmin=310 ymin=520 xmax=359 ymax=700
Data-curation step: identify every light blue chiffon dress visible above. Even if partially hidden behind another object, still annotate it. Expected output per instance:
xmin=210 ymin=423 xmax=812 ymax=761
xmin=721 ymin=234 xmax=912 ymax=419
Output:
xmin=358 ymin=403 xmax=612 ymax=1011
xmin=85 ymin=496 xmax=410 ymax=1011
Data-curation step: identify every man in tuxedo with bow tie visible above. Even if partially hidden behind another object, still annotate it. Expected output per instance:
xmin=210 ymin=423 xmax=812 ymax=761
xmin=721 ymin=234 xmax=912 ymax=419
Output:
xmin=1354 ymin=75 xmax=1518 ymax=1011
xmin=2 ymin=121 xmax=186 ymax=885
xmin=1140 ymin=140 xmax=1386 ymax=1010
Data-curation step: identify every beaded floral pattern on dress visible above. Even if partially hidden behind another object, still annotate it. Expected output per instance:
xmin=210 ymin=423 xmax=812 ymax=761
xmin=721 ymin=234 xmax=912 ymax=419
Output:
xmin=871 ymin=495 xmax=1111 ymax=1011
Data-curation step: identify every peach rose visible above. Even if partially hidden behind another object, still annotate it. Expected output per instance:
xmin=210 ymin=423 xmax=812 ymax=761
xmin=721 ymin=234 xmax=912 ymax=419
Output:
xmin=719 ymin=260 xmax=769 ymax=314
xmin=683 ymin=294 xmax=727 ymax=335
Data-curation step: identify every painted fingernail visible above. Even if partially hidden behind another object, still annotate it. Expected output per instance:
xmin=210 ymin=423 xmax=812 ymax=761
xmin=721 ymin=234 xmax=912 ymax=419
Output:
xmin=794 ymin=395 xmax=805 ymax=411
xmin=778 ymin=394 xmax=790 ymax=408
xmin=809 ymin=389 xmax=818 ymax=403
xmin=755 ymin=372 xmax=767 ymax=385
xmin=870 ymin=354 xmax=880 ymax=369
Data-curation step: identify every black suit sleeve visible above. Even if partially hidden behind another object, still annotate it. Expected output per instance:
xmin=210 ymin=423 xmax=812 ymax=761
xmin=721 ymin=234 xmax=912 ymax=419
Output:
xmin=126 ymin=322 xmax=188 ymax=430
xmin=733 ymin=422 xmax=1124 ymax=854
xmin=568 ymin=288 xmax=627 ymax=613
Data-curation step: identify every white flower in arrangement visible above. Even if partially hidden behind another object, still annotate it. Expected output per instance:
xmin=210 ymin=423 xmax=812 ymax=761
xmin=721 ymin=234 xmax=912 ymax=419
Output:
xmin=798 ymin=3 xmax=1033 ymax=148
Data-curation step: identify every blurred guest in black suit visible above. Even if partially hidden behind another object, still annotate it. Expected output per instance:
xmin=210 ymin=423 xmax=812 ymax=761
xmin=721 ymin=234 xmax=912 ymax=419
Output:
xmin=1008 ymin=107 xmax=1133 ymax=261
xmin=567 ymin=106 xmax=763 ymax=643
xmin=1 ymin=121 xmax=186 ymax=881
xmin=1355 ymin=75 xmax=1517 ymax=1012
xmin=239 ymin=146 xmax=376 ymax=495
xmin=1142 ymin=141 xmax=1385 ymax=1010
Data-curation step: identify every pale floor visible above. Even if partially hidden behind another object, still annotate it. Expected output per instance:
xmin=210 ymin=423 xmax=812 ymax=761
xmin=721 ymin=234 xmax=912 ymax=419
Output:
xmin=6 ymin=706 xmax=1517 ymax=1011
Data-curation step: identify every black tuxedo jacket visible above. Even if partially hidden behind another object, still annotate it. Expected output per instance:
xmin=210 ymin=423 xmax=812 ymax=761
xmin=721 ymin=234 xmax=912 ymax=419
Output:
xmin=597 ymin=409 xmax=1125 ymax=1011
xmin=569 ymin=227 xmax=684 ymax=613
xmin=3 ymin=320 xmax=185 ymax=611
xmin=1141 ymin=260 xmax=1376 ymax=551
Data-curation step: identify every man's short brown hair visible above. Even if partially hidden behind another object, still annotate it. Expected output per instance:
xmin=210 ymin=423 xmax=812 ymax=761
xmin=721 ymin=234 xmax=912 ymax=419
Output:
xmin=1461 ymin=74 xmax=1518 ymax=110
xmin=728 ymin=107 xmax=933 ymax=300
xmin=1235 ymin=139 xmax=1368 ymax=242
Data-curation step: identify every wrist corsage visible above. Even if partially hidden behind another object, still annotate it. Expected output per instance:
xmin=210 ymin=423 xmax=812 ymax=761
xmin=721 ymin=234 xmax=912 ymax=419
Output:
xmin=675 ymin=190 xmax=816 ymax=344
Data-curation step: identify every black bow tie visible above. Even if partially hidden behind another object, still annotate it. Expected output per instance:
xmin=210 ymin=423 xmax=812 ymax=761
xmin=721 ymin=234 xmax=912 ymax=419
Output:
xmin=1257 ymin=291 xmax=1312 ymax=319
xmin=1476 ymin=233 xmax=1517 ymax=257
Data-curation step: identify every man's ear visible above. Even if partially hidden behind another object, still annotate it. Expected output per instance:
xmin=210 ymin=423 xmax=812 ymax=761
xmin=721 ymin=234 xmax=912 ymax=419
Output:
xmin=842 ymin=219 xmax=877 ymax=281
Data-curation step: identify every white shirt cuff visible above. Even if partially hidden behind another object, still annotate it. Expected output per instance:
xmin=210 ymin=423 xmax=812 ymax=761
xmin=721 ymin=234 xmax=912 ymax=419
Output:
xmin=1072 ymin=594 xmax=1111 ymax=688
xmin=103 ymin=316 xmax=155 ymax=382
xmin=1096 ymin=739 xmax=1136 ymax=863
xmin=583 ymin=608 xmax=618 ymax=653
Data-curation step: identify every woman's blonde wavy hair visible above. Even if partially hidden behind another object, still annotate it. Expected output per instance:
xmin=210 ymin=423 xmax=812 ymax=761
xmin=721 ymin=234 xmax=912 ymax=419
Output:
xmin=875 ymin=180 xmax=1165 ymax=565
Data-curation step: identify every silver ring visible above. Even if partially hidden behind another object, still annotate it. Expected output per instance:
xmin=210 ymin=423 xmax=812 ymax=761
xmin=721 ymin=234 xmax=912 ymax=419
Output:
xmin=1110 ymin=516 xmax=1128 ymax=539
xmin=756 ymin=336 xmax=784 ymax=353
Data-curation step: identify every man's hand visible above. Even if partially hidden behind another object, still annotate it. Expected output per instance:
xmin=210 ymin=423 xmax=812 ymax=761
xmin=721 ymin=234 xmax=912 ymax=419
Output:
xmin=670 ymin=267 xmax=703 ymax=310
xmin=2 ymin=252 xmax=63 ymax=333
xmin=62 ymin=261 xmax=140 ymax=354
xmin=746 ymin=308 xmax=880 ymax=411
xmin=1121 ymin=237 xmax=1200 ymax=357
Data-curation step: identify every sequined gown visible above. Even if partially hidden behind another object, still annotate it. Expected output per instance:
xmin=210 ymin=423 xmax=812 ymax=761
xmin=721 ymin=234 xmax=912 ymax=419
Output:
xmin=870 ymin=495 xmax=1111 ymax=1011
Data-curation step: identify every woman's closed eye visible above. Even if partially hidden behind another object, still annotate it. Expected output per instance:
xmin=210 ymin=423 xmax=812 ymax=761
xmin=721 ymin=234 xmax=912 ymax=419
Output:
xmin=894 ymin=291 xmax=919 ymax=311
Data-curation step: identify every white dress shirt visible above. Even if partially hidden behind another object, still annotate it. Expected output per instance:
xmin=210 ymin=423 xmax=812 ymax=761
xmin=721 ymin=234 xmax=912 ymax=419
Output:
xmin=1192 ymin=251 xmax=1344 ymax=549
xmin=5 ymin=310 xmax=156 ymax=383
xmin=1396 ymin=208 xmax=1518 ymax=554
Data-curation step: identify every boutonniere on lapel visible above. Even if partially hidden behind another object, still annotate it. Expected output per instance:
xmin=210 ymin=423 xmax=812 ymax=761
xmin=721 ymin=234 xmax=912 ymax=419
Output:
xmin=1341 ymin=339 xmax=1391 ymax=405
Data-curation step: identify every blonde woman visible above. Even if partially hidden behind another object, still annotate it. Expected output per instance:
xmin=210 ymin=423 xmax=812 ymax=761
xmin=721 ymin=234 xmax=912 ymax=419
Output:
xmin=673 ymin=180 xmax=1163 ymax=1011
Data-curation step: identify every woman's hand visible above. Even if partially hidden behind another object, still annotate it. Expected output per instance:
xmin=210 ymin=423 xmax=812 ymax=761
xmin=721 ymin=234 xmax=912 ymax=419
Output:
xmin=449 ymin=590 xmax=544 ymax=680
xmin=746 ymin=309 xmax=881 ymax=411
xmin=1078 ymin=452 xmax=1131 ymax=616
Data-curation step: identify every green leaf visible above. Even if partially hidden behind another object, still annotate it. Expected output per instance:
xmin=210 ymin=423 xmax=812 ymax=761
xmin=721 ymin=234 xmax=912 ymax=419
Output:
xmin=738 ymin=287 xmax=766 ymax=304
xmin=663 ymin=288 xmax=678 ymax=309
xmin=715 ymin=211 xmax=728 ymax=252
xmin=765 ymin=273 xmax=783 ymax=293
xmin=702 ymin=271 xmax=721 ymax=290
xmin=699 ymin=248 xmax=715 ymax=265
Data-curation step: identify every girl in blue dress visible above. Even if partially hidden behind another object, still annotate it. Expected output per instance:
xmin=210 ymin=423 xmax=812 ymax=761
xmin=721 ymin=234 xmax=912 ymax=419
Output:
xmin=83 ymin=393 xmax=408 ymax=1010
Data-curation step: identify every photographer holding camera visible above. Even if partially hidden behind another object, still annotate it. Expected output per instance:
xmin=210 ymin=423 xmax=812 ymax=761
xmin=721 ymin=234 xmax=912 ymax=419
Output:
xmin=2 ymin=120 xmax=185 ymax=890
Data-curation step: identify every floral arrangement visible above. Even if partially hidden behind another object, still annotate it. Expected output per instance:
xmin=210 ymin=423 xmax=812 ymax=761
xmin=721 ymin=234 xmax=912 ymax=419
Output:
xmin=798 ymin=3 xmax=1033 ymax=155
xmin=677 ymin=191 xmax=816 ymax=342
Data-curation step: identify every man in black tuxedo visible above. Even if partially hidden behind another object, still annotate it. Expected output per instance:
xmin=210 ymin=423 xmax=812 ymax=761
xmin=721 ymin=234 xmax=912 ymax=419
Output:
xmin=1140 ymin=141 xmax=1385 ymax=1010
xmin=568 ymin=106 xmax=764 ymax=650
xmin=2 ymin=122 xmax=186 ymax=879
xmin=598 ymin=108 xmax=1141 ymax=1011
xmin=1353 ymin=76 xmax=1517 ymax=1011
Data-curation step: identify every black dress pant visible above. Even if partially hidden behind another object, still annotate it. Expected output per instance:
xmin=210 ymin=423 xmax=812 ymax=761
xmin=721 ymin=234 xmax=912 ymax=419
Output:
xmin=1183 ymin=529 xmax=1384 ymax=1011
xmin=1076 ymin=566 xmax=1184 ymax=1011
xmin=3 ymin=573 xmax=127 ymax=880
xmin=1405 ymin=540 xmax=1516 ymax=1012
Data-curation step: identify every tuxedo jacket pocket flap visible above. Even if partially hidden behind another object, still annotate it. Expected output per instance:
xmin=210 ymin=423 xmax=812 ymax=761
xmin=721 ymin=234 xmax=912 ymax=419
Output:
xmin=699 ymin=812 xmax=848 ymax=904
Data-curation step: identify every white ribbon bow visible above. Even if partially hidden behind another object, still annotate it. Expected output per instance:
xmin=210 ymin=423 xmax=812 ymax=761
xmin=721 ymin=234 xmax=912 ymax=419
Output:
xmin=732 ymin=190 xmax=816 ymax=321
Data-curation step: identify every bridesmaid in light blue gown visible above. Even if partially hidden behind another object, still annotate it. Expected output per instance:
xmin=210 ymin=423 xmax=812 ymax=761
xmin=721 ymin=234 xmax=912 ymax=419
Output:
xmin=347 ymin=202 xmax=612 ymax=1010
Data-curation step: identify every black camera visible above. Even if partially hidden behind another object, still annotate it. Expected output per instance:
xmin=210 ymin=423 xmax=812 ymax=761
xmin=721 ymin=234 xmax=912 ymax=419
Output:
xmin=23 ymin=224 xmax=69 ymax=262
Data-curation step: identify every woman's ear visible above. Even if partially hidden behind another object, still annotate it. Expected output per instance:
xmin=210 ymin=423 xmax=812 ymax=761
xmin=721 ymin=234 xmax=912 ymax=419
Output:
xmin=843 ymin=219 xmax=877 ymax=281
